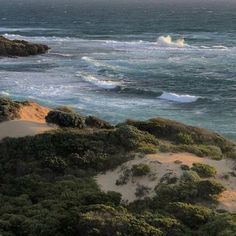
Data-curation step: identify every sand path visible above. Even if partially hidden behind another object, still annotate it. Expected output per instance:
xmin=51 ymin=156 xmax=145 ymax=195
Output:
xmin=96 ymin=152 xmax=236 ymax=212
xmin=0 ymin=102 xmax=55 ymax=140
xmin=0 ymin=120 xmax=55 ymax=140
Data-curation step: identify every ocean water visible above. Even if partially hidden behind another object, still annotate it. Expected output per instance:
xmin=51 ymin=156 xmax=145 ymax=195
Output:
xmin=0 ymin=0 xmax=236 ymax=140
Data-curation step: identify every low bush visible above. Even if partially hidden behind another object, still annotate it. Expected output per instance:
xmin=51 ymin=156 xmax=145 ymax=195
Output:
xmin=0 ymin=97 xmax=23 ymax=122
xmin=143 ymin=213 xmax=189 ymax=236
xmin=166 ymin=202 xmax=213 ymax=228
xmin=176 ymin=133 xmax=194 ymax=145
xmin=180 ymin=171 xmax=201 ymax=183
xmin=123 ymin=118 xmax=235 ymax=156
xmin=132 ymin=164 xmax=151 ymax=177
xmin=199 ymin=213 xmax=236 ymax=236
xmin=114 ymin=125 xmax=159 ymax=151
xmin=191 ymin=163 xmax=217 ymax=178
xmin=135 ymin=185 xmax=151 ymax=198
xmin=196 ymin=180 xmax=226 ymax=200
xmin=79 ymin=205 xmax=163 ymax=236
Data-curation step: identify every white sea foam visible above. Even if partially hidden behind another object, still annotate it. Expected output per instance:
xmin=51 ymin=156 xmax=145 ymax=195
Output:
xmin=81 ymin=56 xmax=121 ymax=71
xmin=157 ymin=35 xmax=187 ymax=48
xmin=3 ymin=34 xmax=230 ymax=52
xmin=0 ymin=27 xmax=55 ymax=32
xmin=0 ymin=91 xmax=10 ymax=96
xmin=77 ymin=73 xmax=121 ymax=89
xmin=50 ymin=52 xmax=73 ymax=57
xmin=159 ymin=92 xmax=199 ymax=103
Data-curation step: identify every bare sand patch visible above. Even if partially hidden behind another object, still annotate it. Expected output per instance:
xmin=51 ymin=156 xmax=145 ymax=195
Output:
xmin=18 ymin=102 xmax=50 ymax=123
xmin=96 ymin=152 xmax=236 ymax=211
xmin=0 ymin=120 xmax=55 ymax=140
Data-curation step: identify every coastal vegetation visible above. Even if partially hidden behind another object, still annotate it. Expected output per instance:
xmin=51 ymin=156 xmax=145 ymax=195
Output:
xmin=0 ymin=97 xmax=29 ymax=122
xmin=0 ymin=97 xmax=235 ymax=235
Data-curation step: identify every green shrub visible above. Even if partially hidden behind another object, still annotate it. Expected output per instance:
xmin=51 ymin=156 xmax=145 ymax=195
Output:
xmin=114 ymin=125 xmax=159 ymax=151
xmin=191 ymin=163 xmax=217 ymax=178
xmin=123 ymin=118 xmax=235 ymax=156
xmin=167 ymin=202 xmax=213 ymax=228
xmin=132 ymin=164 xmax=151 ymax=177
xmin=159 ymin=144 xmax=172 ymax=153
xmin=196 ymin=180 xmax=226 ymax=200
xmin=138 ymin=144 xmax=158 ymax=154
xmin=0 ymin=97 xmax=22 ymax=122
xmin=180 ymin=171 xmax=201 ymax=183
xmin=199 ymin=213 xmax=236 ymax=236
xmin=176 ymin=133 xmax=194 ymax=145
xmin=42 ymin=156 xmax=67 ymax=173
xmin=79 ymin=205 xmax=163 ymax=236
xmin=143 ymin=212 xmax=189 ymax=236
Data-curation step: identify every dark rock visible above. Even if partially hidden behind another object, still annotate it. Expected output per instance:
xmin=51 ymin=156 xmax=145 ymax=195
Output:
xmin=45 ymin=110 xmax=86 ymax=128
xmin=0 ymin=36 xmax=49 ymax=57
xmin=85 ymin=116 xmax=113 ymax=129
xmin=180 ymin=164 xmax=190 ymax=171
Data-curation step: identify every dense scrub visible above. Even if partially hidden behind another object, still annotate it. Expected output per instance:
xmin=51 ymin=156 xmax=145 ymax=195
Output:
xmin=0 ymin=36 xmax=49 ymax=57
xmin=0 ymin=98 xmax=235 ymax=235
xmin=0 ymin=97 xmax=29 ymax=122
xmin=0 ymin=125 xmax=234 ymax=235
xmin=191 ymin=163 xmax=217 ymax=178
xmin=123 ymin=118 xmax=236 ymax=158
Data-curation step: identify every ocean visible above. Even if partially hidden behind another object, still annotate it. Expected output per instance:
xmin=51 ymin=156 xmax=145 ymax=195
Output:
xmin=0 ymin=0 xmax=236 ymax=140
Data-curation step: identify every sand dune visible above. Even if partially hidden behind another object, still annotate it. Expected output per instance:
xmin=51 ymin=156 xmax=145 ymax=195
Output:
xmin=96 ymin=152 xmax=236 ymax=212
xmin=0 ymin=100 xmax=54 ymax=140
xmin=18 ymin=102 xmax=50 ymax=123
xmin=0 ymin=120 xmax=55 ymax=140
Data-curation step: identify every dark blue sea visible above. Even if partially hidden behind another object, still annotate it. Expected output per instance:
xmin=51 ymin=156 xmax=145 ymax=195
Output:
xmin=0 ymin=0 xmax=236 ymax=140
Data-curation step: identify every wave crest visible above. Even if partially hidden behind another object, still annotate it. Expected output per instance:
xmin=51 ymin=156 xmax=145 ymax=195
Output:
xmin=0 ymin=91 xmax=10 ymax=96
xmin=76 ymin=72 xmax=121 ymax=89
xmin=157 ymin=35 xmax=187 ymax=48
xmin=159 ymin=92 xmax=199 ymax=103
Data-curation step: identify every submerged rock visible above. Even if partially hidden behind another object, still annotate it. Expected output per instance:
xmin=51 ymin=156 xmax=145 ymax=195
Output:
xmin=0 ymin=36 xmax=49 ymax=57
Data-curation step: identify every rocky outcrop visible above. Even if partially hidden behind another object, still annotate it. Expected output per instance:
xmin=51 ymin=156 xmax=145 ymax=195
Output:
xmin=85 ymin=116 xmax=113 ymax=129
xmin=46 ymin=109 xmax=114 ymax=129
xmin=0 ymin=97 xmax=49 ymax=123
xmin=0 ymin=36 xmax=49 ymax=57
xmin=46 ymin=110 xmax=86 ymax=128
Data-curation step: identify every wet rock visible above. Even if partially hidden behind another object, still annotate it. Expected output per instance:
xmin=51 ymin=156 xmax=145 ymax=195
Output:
xmin=0 ymin=36 xmax=49 ymax=57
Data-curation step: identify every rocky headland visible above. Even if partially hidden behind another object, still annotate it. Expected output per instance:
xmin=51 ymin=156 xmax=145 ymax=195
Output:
xmin=0 ymin=35 xmax=49 ymax=57
xmin=0 ymin=96 xmax=235 ymax=236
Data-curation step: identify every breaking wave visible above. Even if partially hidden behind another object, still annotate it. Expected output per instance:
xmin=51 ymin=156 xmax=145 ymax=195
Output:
xmin=159 ymin=92 xmax=199 ymax=103
xmin=76 ymin=72 xmax=121 ymax=89
xmin=0 ymin=91 xmax=10 ymax=96
xmin=156 ymin=35 xmax=188 ymax=48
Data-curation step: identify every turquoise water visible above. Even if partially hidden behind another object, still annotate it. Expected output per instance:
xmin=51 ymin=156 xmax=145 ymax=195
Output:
xmin=0 ymin=0 xmax=235 ymax=140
